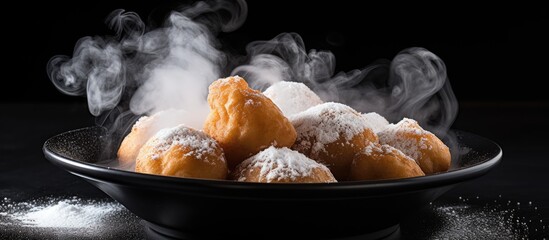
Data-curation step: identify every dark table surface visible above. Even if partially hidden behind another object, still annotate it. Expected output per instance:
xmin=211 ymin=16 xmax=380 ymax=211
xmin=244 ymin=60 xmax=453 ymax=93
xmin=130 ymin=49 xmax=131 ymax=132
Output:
xmin=1 ymin=102 xmax=548 ymax=239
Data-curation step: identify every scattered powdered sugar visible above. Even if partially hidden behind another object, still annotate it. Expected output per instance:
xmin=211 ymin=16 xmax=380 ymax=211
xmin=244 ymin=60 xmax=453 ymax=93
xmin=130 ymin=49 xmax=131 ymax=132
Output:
xmin=263 ymin=81 xmax=323 ymax=116
xmin=290 ymin=102 xmax=370 ymax=155
xmin=14 ymin=200 xmax=117 ymax=228
xmin=378 ymin=118 xmax=430 ymax=160
xmin=402 ymin=196 xmax=548 ymax=239
xmin=362 ymin=112 xmax=390 ymax=133
xmin=147 ymin=124 xmax=221 ymax=162
xmin=0 ymin=196 xmax=143 ymax=239
xmin=237 ymin=146 xmax=335 ymax=182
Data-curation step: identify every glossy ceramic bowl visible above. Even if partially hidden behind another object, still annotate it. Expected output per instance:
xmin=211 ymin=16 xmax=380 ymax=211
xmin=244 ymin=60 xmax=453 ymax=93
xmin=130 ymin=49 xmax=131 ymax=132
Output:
xmin=43 ymin=127 xmax=502 ymax=240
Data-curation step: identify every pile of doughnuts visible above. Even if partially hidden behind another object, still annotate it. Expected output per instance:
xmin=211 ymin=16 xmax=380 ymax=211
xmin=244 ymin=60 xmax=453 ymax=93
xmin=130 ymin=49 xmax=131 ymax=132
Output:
xmin=117 ymin=76 xmax=451 ymax=183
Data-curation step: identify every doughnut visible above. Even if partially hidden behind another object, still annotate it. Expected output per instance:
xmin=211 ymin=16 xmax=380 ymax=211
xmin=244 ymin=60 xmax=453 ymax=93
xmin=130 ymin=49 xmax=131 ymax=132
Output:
xmin=135 ymin=124 xmax=227 ymax=180
xmin=378 ymin=118 xmax=451 ymax=174
xmin=263 ymin=81 xmax=323 ymax=116
xmin=231 ymin=146 xmax=336 ymax=183
xmin=117 ymin=109 xmax=188 ymax=169
xmin=290 ymin=102 xmax=378 ymax=180
xmin=350 ymin=142 xmax=425 ymax=181
xmin=203 ymin=76 xmax=297 ymax=169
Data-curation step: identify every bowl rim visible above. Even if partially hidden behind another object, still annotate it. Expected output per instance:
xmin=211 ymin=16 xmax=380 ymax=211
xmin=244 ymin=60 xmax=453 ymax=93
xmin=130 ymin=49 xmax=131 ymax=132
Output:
xmin=43 ymin=126 xmax=502 ymax=198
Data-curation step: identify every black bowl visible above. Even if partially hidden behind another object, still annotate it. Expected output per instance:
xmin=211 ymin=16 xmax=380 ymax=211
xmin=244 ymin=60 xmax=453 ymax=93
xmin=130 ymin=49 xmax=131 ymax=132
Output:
xmin=43 ymin=127 xmax=502 ymax=240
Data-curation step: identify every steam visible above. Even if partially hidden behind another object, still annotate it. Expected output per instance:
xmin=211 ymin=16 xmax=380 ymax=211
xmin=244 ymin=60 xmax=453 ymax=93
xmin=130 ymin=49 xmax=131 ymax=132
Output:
xmin=233 ymin=33 xmax=457 ymax=136
xmin=47 ymin=38 xmax=124 ymax=116
xmin=47 ymin=0 xmax=247 ymax=131
xmin=233 ymin=33 xmax=337 ymax=92
xmin=128 ymin=12 xmax=223 ymax=125
xmin=48 ymin=0 xmax=457 ymax=149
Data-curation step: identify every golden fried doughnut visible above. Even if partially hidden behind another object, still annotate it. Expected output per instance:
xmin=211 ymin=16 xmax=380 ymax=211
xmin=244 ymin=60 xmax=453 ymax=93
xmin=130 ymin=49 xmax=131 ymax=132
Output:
xmin=290 ymin=102 xmax=378 ymax=180
xmin=350 ymin=142 xmax=425 ymax=181
xmin=263 ymin=81 xmax=323 ymax=116
xmin=117 ymin=116 xmax=150 ymax=169
xmin=203 ymin=76 xmax=297 ymax=169
xmin=231 ymin=146 xmax=337 ymax=183
xmin=135 ymin=124 xmax=227 ymax=180
xmin=378 ymin=118 xmax=451 ymax=174
xmin=117 ymin=109 xmax=188 ymax=169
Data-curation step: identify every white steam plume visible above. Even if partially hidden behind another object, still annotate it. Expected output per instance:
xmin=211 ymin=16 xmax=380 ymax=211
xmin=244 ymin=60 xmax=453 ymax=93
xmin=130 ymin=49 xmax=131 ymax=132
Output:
xmin=48 ymin=0 xmax=457 ymax=156
xmin=232 ymin=33 xmax=458 ymax=136
xmin=47 ymin=0 xmax=248 ymax=133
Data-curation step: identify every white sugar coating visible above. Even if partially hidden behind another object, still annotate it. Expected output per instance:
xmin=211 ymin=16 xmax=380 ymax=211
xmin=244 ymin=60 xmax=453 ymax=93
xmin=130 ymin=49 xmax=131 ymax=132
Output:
xmin=237 ymin=146 xmax=336 ymax=182
xmin=263 ymin=81 xmax=323 ymax=116
xmin=362 ymin=142 xmax=416 ymax=162
xmin=215 ymin=75 xmax=245 ymax=87
xmin=290 ymin=102 xmax=371 ymax=155
xmin=146 ymin=124 xmax=222 ymax=162
xmin=133 ymin=115 xmax=150 ymax=128
xmin=362 ymin=112 xmax=390 ymax=133
xmin=377 ymin=118 xmax=431 ymax=160
xmin=244 ymin=98 xmax=262 ymax=107
xmin=218 ymin=75 xmax=241 ymax=84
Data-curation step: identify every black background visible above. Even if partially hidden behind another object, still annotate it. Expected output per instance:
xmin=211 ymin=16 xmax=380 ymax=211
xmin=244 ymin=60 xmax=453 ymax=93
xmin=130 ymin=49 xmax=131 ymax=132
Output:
xmin=1 ymin=1 xmax=548 ymax=103
xmin=1 ymin=1 xmax=548 ymax=239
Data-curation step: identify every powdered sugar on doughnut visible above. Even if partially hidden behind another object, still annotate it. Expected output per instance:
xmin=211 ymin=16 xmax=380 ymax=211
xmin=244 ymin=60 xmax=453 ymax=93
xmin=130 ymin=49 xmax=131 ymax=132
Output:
xmin=132 ymin=116 xmax=150 ymax=129
xmin=147 ymin=124 xmax=221 ymax=162
xmin=237 ymin=146 xmax=335 ymax=182
xmin=290 ymin=102 xmax=371 ymax=155
xmin=362 ymin=112 xmax=390 ymax=133
xmin=263 ymin=81 xmax=323 ymax=116
xmin=377 ymin=118 xmax=431 ymax=160
xmin=362 ymin=142 xmax=416 ymax=162
xmin=215 ymin=75 xmax=245 ymax=87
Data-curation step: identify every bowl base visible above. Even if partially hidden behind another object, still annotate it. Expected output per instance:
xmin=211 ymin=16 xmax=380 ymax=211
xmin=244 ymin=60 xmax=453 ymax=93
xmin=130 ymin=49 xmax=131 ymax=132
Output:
xmin=144 ymin=221 xmax=400 ymax=240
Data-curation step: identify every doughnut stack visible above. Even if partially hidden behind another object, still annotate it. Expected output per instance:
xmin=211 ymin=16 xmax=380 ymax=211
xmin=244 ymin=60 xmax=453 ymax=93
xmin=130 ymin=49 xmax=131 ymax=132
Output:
xmin=117 ymin=76 xmax=451 ymax=183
